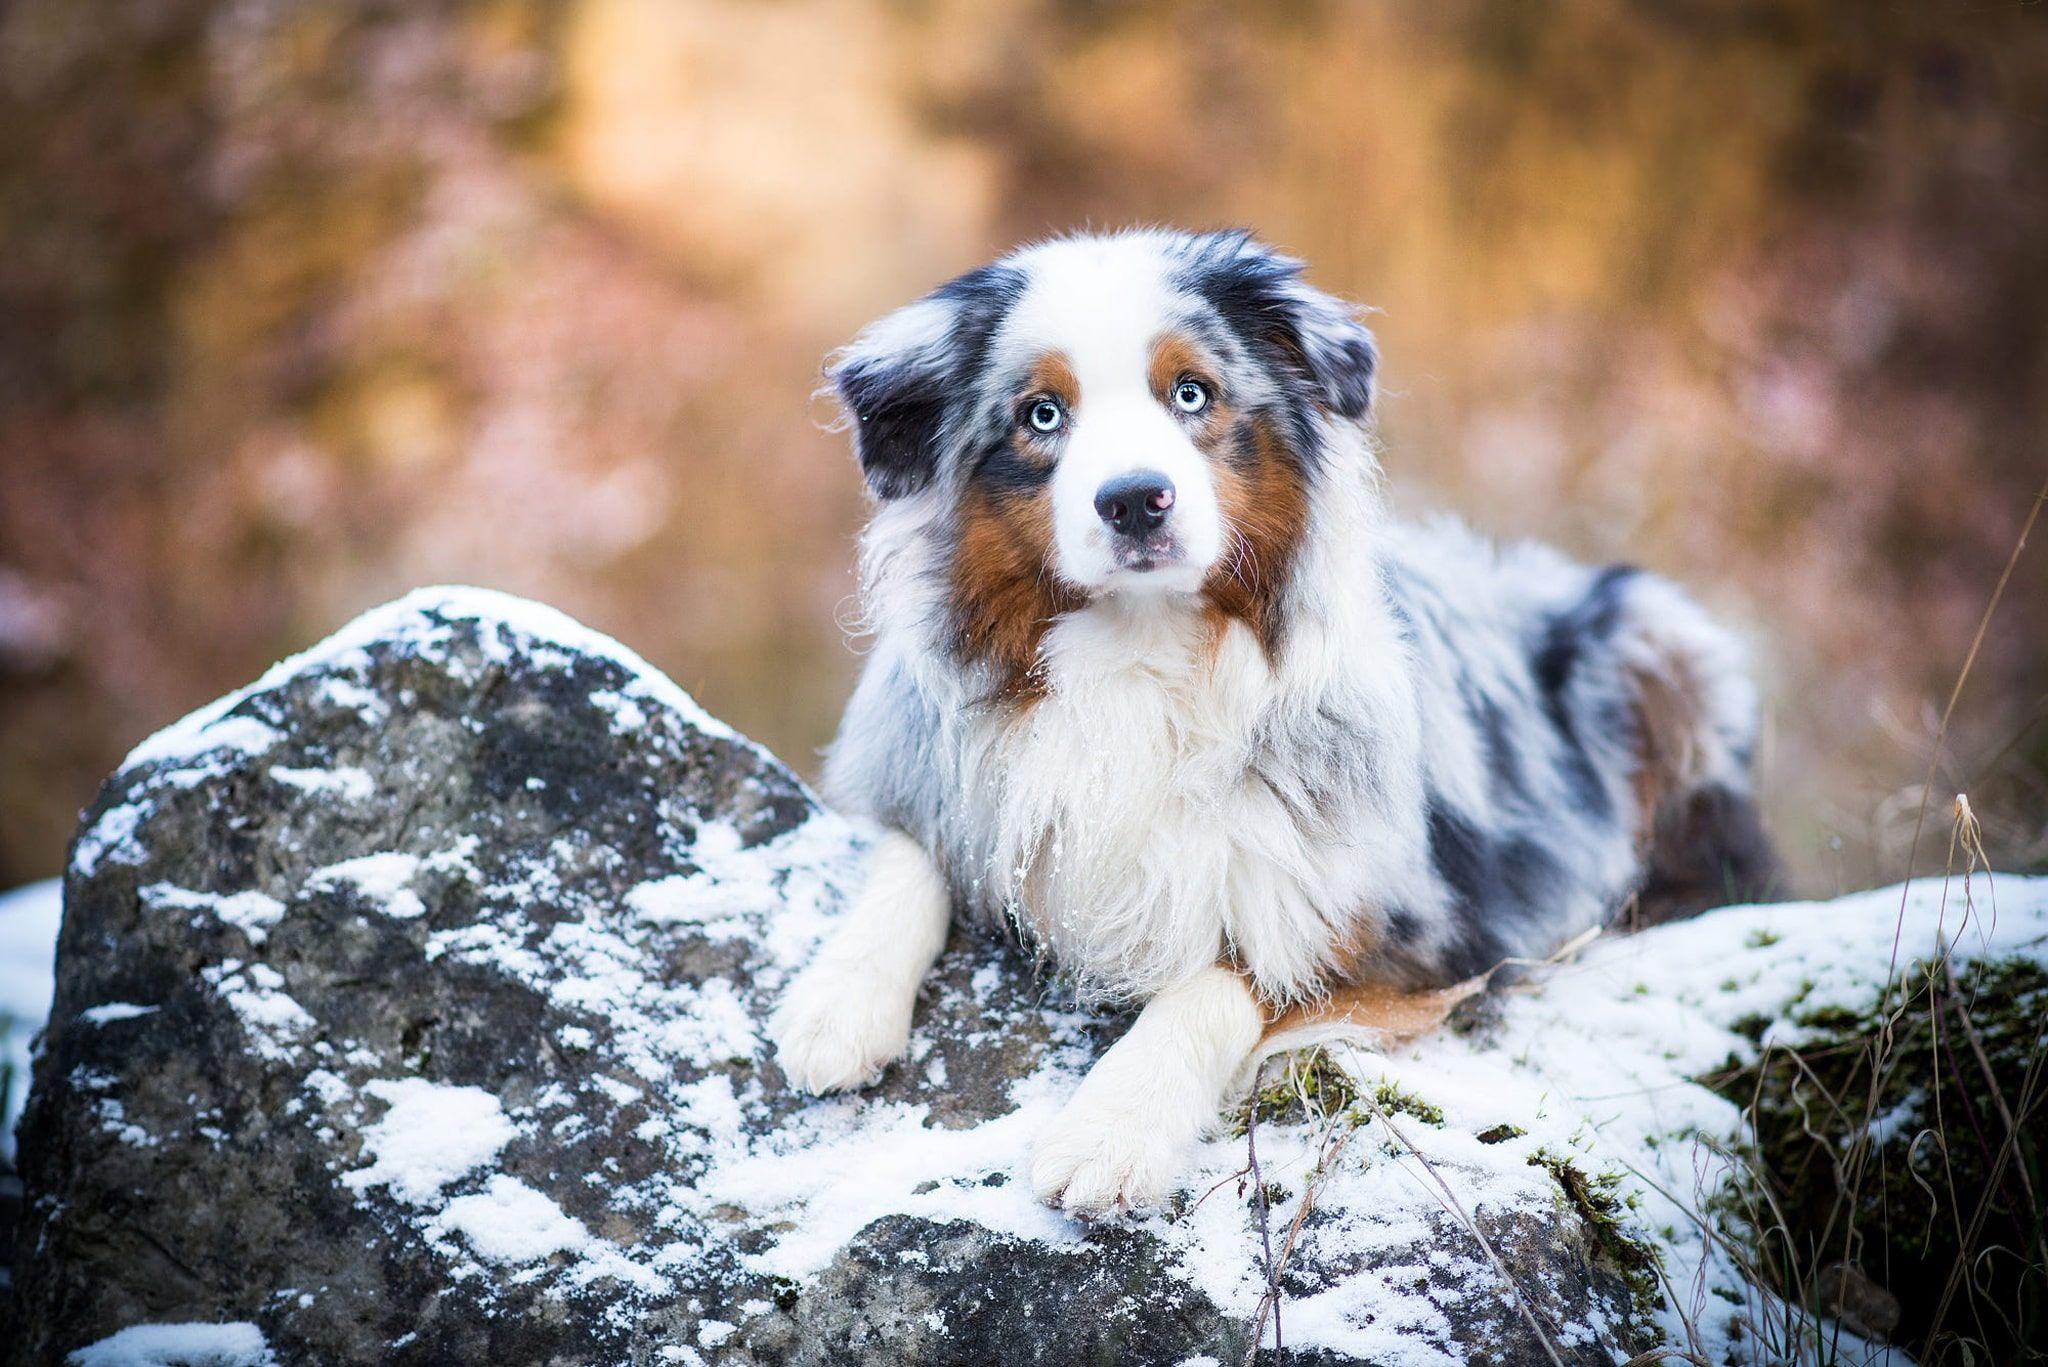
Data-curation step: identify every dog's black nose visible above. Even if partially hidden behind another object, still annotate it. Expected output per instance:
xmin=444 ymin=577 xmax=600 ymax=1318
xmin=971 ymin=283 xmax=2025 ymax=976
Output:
xmin=1094 ymin=472 xmax=1175 ymax=537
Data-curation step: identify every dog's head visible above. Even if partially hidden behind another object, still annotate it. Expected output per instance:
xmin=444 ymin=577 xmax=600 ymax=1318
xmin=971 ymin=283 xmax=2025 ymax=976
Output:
xmin=828 ymin=229 xmax=1377 ymax=675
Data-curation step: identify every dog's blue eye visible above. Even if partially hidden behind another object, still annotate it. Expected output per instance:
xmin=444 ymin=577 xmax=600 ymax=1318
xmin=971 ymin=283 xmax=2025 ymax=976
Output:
xmin=1172 ymin=380 xmax=1209 ymax=414
xmin=1026 ymin=399 xmax=1064 ymax=434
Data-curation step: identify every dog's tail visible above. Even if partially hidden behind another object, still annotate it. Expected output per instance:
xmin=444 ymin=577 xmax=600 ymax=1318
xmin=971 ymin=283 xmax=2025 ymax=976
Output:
xmin=1607 ymin=573 xmax=1782 ymax=924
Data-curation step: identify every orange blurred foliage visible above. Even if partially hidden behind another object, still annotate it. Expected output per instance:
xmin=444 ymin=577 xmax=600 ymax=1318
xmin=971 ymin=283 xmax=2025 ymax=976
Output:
xmin=2 ymin=0 xmax=2043 ymax=890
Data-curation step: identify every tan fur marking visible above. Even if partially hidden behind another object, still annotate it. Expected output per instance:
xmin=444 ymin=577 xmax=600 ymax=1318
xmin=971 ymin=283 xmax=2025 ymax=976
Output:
xmin=951 ymin=484 xmax=1084 ymax=700
xmin=1260 ymin=977 xmax=1483 ymax=1049
xmin=1026 ymin=350 xmax=1081 ymax=412
xmin=1148 ymin=333 xmax=1211 ymax=399
xmin=1202 ymin=415 xmax=1310 ymax=655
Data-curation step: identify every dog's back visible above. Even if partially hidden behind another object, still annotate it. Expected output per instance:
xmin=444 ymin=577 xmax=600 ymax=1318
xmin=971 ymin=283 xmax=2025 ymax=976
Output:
xmin=1376 ymin=518 xmax=1778 ymax=984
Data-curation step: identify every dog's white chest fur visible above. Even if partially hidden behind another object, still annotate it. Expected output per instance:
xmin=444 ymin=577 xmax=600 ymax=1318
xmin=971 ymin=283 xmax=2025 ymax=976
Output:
xmin=969 ymin=598 xmax=1358 ymax=1003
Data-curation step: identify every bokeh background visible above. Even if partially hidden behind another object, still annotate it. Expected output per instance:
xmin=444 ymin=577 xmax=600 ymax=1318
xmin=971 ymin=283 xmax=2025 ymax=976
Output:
xmin=1 ymin=0 xmax=2043 ymax=894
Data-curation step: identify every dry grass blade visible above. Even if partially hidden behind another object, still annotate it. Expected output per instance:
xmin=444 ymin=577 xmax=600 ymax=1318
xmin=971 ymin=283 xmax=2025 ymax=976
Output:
xmin=1351 ymin=1070 xmax=1570 ymax=1367
xmin=1241 ymin=1095 xmax=1363 ymax=1366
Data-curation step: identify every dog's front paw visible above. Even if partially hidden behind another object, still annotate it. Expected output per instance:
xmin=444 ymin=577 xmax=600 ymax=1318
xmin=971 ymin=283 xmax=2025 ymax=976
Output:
xmin=768 ymin=964 xmax=913 ymax=1095
xmin=1029 ymin=1092 xmax=1192 ymax=1217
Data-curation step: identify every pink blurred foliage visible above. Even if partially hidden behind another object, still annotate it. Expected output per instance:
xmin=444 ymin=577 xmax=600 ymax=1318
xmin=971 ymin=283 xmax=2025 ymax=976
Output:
xmin=1 ymin=0 xmax=2042 ymax=888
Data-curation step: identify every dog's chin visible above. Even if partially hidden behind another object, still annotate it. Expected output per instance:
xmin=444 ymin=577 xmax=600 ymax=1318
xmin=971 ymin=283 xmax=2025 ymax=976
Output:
xmin=1104 ymin=557 xmax=1209 ymax=596
xmin=1059 ymin=547 xmax=1211 ymax=598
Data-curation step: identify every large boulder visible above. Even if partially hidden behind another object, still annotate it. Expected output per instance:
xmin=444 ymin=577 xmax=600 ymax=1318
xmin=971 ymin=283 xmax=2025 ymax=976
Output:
xmin=13 ymin=588 xmax=2046 ymax=1365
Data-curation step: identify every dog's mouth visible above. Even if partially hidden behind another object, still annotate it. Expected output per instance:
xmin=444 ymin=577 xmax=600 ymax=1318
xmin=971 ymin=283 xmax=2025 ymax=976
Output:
xmin=1111 ymin=537 xmax=1182 ymax=574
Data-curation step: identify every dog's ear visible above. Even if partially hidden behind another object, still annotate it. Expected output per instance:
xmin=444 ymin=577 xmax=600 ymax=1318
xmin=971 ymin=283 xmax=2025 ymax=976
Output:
xmin=827 ymin=265 xmax=1022 ymax=500
xmin=1186 ymin=232 xmax=1378 ymax=420
xmin=1273 ymin=274 xmax=1378 ymax=420
xmin=827 ymin=298 xmax=957 ymax=500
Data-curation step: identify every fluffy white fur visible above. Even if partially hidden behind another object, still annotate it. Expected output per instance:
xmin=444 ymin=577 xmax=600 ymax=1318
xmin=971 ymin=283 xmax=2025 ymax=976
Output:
xmin=1003 ymin=237 xmax=1227 ymax=593
xmin=1027 ymin=965 xmax=1264 ymax=1213
xmin=770 ymin=830 xmax=952 ymax=1094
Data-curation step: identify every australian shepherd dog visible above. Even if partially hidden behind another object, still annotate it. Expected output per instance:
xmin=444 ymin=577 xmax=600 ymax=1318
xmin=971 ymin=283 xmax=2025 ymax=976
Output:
xmin=768 ymin=229 xmax=1775 ymax=1216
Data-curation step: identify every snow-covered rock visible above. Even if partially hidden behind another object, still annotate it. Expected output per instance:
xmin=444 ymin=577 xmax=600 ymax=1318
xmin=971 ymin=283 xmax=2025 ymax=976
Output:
xmin=14 ymin=587 xmax=2045 ymax=1365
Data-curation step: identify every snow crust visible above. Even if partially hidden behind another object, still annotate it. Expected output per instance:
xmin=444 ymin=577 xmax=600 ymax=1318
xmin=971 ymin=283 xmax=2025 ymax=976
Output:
xmin=307 ymin=853 xmax=426 ymax=920
xmin=342 ymin=1078 xmax=517 ymax=1205
xmin=67 ymin=1321 xmax=276 ymax=1367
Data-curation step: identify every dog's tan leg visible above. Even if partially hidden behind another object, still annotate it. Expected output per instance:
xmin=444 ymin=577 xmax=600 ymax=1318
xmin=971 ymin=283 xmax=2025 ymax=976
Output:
xmin=769 ymin=830 xmax=952 ymax=1094
xmin=1258 ymin=977 xmax=1483 ymax=1057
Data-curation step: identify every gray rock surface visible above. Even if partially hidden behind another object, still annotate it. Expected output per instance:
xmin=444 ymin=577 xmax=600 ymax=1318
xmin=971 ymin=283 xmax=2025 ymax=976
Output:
xmin=13 ymin=588 xmax=1662 ymax=1365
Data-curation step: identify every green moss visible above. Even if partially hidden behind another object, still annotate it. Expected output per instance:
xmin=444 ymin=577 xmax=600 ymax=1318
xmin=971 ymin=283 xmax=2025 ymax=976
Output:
xmin=1241 ymin=1048 xmax=1446 ymax=1134
xmin=1704 ymin=956 xmax=2048 ymax=1363
xmin=1476 ymin=1123 xmax=1526 ymax=1145
xmin=1787 ymin=1002 xmax=1862 ymax=1032
xmin=1367 ymin=1080 xmax=1445 ymax=1127
xmin=1528 ymin=1149 xmax=1662 ymax=1320
xmin=1242 ymin=1046 xmax=1362 ymax=1129
xmin=1727 ymin=1012 xmax=1771 ymax=1043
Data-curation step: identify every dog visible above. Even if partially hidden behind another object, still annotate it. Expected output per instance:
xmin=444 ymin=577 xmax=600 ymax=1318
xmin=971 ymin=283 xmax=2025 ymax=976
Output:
xmin=768 ymin=228 xmax=1775 ymax=1216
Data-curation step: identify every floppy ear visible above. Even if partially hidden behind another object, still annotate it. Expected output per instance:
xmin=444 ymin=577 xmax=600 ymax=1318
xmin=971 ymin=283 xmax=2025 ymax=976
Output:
xmin=1186 ymin=232 xmax=1379 ymax=420
xmin=827 ymin=296 xmax=959 ymax=500
xmin=1274 ymin=275 xmax=1378 ymax=419
xmin=827 ymin=265 xmax=1023 ymax=500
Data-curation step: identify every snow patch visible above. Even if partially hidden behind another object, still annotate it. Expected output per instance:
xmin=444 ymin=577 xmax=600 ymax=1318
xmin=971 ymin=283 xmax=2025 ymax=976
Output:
xmin=73 ymin=803 xmax=148 ymax=877
xmin=80 ymin=1003 xmax=159 ymax=1026
xmin=343 ymin=1078 xmax=516 ymax=1206
xmin=143 ymin=884 xmax=288 ymax=945
xmin=270 ymin=766 xmax=375 ymax=802
xmin=625 ymin=822 xmax=784 ymax=941
xmin=437 ymin=1174 xmax=592 ymax=1264
xmin=122 ymin=712 xmax=283 ymax=775
xmin=200 ymin=962 xmax=315 ymax=1062
xmin=67 ymin=1321 xmax=276 ymax=1367
xmin=309 ymin=853 xmax=426 ymax=920
xmin=589 ymin=688 xmax=649 ymax=734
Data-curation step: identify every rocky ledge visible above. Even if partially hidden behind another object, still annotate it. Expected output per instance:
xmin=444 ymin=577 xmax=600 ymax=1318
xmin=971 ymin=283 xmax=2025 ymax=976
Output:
xmin=12 ymin=588 xmax=2045 ymax=1365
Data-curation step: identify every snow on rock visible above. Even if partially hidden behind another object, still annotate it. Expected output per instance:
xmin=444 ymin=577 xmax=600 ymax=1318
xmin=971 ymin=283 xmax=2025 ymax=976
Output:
xmin=306 ymin=853 xmax=426 ymax=920
xmin=141 ymin=885 xmax=289 ymax=945
xmin=436 ymin=1174 xmax=593 ymax=1264
xmin=78 ymin=1003 xmax=160 ymax=1027
xmin=14 ymin=586 xmax=2040 ymax=1365
xmin=342 ymin=1078 xmax=516 ymax=1205
xmin=267 ymin=766 xmax=375 ymax=802
xmin=66 ymin=1321 xmax=276 ymax=1367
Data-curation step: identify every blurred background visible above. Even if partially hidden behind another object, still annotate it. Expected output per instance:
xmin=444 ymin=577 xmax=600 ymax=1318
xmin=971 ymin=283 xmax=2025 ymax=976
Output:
xmin=0 ymin=0 xmax=2043 ymax=894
